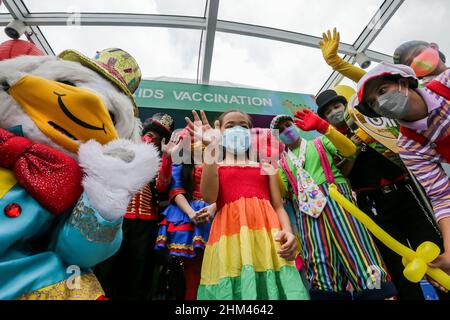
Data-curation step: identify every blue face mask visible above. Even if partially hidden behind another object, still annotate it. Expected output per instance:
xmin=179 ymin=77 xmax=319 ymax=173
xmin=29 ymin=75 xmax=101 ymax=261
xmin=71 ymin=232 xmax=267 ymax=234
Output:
xmin=279 ymin=125 xmax=300 ymax=145
xmin=221 ymin=126 xmax=251 ymax=155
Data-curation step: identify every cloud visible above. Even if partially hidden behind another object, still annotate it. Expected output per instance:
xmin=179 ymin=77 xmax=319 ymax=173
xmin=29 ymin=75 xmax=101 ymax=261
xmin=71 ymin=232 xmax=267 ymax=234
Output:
xmin=211 ymin=32 xmax=334 ymax=94
xmin=370 ymin=0 xmax=450 ymax=57
xmin=41 ymin=25 xmax=201 ymax=79
xmin=218 ymin=0 xmax=383 ymax=43
xmin=24 ymin=0 xmax=206 ymax=16
xmin=3 ymin=0 xmax=449 ymax=95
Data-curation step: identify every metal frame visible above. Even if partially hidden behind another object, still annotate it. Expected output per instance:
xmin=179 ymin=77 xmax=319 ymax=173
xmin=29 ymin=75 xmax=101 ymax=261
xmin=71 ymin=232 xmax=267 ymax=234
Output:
xmin=0 ymin=0 xmax=406 ymax=92
xmin=198 ymin=0 xmax=219 ymax=83
xmin=2 ymin=0 xmax=54 ymax=55
xmin=319 ymin=0 xmax=405 ymax=93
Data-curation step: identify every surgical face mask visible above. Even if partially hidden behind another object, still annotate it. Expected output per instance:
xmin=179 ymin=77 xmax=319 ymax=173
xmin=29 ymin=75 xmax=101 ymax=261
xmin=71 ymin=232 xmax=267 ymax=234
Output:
xmin=221 ymin=126 xmax=251 ymax=155
xmin=279 ymin=125 xmax=301 ymax=146
xmin=326 ymin=107 xmax=346 ymax=127
xmin=9 ymin=74 xmax=118 ymax=153
xmin=374 ymin=83 xmax=409 ymax=120
xmin=411 ymin=47 xmax=440 ymax=78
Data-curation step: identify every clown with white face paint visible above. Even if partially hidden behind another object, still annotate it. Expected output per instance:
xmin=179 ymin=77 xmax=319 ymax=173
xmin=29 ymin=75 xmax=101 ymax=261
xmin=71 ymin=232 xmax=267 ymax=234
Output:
xmin=0 ymin=47 xmax=160 ymax=300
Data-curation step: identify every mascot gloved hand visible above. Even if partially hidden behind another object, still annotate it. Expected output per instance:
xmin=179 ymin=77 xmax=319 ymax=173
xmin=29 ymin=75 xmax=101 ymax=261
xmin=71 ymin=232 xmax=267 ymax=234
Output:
xmin=0 ymin=44 xmax=160 ymax=300
xmin=79 ymin=139 xmax=159 ymax=221
xmin=319 ymin=28 xmax=366 ymax=83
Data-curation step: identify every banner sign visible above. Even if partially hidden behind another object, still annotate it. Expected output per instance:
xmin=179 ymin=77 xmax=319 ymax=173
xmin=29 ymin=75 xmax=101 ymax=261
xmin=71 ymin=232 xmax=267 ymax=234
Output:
xmin=133 ymin=80 xmax=319 ymax=116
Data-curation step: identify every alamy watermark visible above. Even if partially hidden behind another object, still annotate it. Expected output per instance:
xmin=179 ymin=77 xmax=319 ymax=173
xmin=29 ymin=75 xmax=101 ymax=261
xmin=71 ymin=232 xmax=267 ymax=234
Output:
xmin=66 ymin=6 xmax=81 ymax=28
xmin=168 ymin=127 xmax=284 ymax=175
xmin=66 ymin=265 xmax=81 ymax=290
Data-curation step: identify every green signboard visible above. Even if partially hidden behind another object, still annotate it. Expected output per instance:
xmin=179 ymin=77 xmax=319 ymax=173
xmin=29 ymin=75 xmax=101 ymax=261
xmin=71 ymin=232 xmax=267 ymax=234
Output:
xmin=133 ymin=80 xmax=319 ymax=117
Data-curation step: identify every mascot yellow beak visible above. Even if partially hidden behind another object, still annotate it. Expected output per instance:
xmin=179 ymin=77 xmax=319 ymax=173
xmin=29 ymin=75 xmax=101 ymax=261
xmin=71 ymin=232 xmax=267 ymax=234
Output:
xmin=9 ymin=75 xmax=118 ymax=153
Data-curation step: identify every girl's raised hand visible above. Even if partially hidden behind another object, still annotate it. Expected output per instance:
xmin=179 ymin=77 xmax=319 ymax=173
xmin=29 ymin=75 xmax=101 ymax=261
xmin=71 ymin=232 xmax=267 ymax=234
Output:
xmin=185 ymin=110 xmax=221 ymax=146
xmin=161 ymin=132 xmax=182 ymax=158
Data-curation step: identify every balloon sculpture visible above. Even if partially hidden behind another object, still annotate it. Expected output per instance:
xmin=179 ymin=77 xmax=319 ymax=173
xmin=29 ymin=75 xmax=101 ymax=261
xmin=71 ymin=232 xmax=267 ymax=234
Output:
xmin=328 ymin=184 xmax=450 ymax=290
xmin=333 ymin=84 xmax=356 ymax=102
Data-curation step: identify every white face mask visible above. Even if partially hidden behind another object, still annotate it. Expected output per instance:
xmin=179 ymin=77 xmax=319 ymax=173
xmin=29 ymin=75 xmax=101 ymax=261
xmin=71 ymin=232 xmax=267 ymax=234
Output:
xmin=326 ymin=106 xmax=346 ymax=127
xmin=221 ymin=126 xmax=251 ymax=155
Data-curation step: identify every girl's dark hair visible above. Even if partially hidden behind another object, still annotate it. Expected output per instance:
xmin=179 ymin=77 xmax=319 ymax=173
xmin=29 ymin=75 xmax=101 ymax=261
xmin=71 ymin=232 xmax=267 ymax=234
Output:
xmin=217 ymin=109 xmax=253 ymax=128
xmin=182 ymin=163 xmax=195 ymax=202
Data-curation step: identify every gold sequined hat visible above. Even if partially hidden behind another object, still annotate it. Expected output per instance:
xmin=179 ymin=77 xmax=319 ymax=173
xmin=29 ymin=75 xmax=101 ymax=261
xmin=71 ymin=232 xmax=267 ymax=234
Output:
xmin=58 ymin=48 xmax=142 ymax=116
xmin=142 ymin=113 xmax=174 ymax=140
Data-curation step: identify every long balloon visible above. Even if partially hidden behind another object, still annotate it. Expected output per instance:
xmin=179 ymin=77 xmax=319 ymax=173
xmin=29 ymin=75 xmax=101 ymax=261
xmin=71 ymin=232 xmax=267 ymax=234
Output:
xmin=328 ymin=184 xmax=450 ymax=290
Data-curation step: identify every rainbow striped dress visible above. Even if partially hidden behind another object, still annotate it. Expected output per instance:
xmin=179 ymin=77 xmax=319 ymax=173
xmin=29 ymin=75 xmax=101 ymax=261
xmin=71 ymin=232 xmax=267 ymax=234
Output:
xmin=197 ymin=166 xmax=309 ymax=300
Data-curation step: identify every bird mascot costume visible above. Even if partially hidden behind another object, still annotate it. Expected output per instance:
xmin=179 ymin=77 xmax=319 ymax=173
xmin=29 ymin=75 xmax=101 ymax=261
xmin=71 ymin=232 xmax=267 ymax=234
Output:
xmin=0 ymin=40 xmax=160 ymax=300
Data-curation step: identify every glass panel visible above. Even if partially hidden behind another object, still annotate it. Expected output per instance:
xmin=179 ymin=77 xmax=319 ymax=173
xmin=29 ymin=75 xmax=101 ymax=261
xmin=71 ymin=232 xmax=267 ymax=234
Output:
xmin=211 ymin=32 xmax=334 ymax=94
xmin=41 ymin=26 xmax=201 ymax=79
xmin=0 ymin=9 xmax=15 ymax=42
xmin=0 ymin=5 xmax=9 ymax=14
xmin=218 ymin=0 xmax=384 ymax=44
xmin=0 ymin=30 xmax=12 ymax=43
xmin=24 ymin=0 xmax=207 ymax=16
xmin=370 ymin=0 xmax=450 ymax=58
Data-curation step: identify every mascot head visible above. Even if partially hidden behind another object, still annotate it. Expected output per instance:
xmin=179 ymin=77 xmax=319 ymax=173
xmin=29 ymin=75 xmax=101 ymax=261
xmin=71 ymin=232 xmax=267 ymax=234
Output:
xmin=0 ymin=47 xmax=143 ymax=158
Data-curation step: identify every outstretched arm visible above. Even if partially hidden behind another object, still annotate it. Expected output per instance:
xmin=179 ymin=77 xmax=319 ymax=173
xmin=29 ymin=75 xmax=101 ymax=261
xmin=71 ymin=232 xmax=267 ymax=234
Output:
xmin=319 ymin=28 xmax=367 ymax=83
xmin=53 ymin=139 xmax=161 ymax=268
xmin=294 ymin=109 xmax=357 ymax=157
xmin=201 ymin=163 xmax=219 ymax=204
xmin=267 ymin=165 xmax=298 ymax=261
xmin=324 ymin=126 xmax=357 ymax=158
xmin=399 ymin=144 xmax=450 ymax=286
xmin=155 ymin=154 xmax=173 ymax=193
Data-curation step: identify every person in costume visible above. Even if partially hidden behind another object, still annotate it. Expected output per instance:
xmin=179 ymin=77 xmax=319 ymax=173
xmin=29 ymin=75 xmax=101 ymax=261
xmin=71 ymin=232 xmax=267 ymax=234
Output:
xmin=0 ymin=39 xmax=43 ymax=60
xmin=95 ymin=112 xmax=178 ymax=300
xmin=192 ymin=109 xmax=309 ymax=300
xmin=353 ymin=62 xmax=450 ymax=292
xmin=155 ymin=127 xmax=215 ymax=300
xmin=320 ymin=27 xmax=450 ymax=294
xmin=319 ymin=28 xmax=449 ymax=87
xmin=315 ymin=89 xmax=444 ymax=299
xmin=393 ymin=40 xmax=448 ymax=85
xmin=0 ymin=47 xmax=160 ymax=299
xmin=271 ymin=110 xmax=397 ymax=300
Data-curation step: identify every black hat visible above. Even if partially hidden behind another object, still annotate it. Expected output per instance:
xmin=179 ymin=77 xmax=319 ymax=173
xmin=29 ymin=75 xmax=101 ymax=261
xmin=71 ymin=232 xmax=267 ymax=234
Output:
xmin=315 ymin=90 xmax=348 ymax=119
xmin=142 ymin=113 xmax=174 ymax=140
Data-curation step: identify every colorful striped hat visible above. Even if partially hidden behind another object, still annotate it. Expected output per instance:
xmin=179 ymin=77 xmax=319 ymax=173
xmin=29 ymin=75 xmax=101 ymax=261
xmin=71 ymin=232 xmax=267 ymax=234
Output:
xmin=58 ymin=48 xmax=142 ymax=116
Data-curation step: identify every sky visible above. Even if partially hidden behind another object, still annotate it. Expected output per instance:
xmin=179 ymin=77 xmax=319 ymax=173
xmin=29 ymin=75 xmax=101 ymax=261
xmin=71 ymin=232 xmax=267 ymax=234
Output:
xmin=1 ymin=0 xmax=449 ymax=95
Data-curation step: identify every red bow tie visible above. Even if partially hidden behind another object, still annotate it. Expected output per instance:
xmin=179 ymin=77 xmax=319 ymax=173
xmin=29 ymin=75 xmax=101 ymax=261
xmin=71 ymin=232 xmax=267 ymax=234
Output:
xmin=0 ymin=128 xmax=83 ymax=215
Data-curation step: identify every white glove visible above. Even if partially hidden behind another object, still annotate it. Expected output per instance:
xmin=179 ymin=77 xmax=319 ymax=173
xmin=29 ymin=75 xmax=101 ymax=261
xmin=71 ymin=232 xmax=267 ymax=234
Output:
xmin=78 ymin=139 xmax=160 ymax=221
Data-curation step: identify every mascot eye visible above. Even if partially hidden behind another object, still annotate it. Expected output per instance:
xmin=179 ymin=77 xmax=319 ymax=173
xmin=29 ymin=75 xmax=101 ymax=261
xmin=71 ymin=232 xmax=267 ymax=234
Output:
xmin=1 ymin=80 xmax=10 ymax=92
xmin=58 ymin=80 xmax=76 ymax=87
xmin=109 ymin=111 xmax=116 ymax=125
